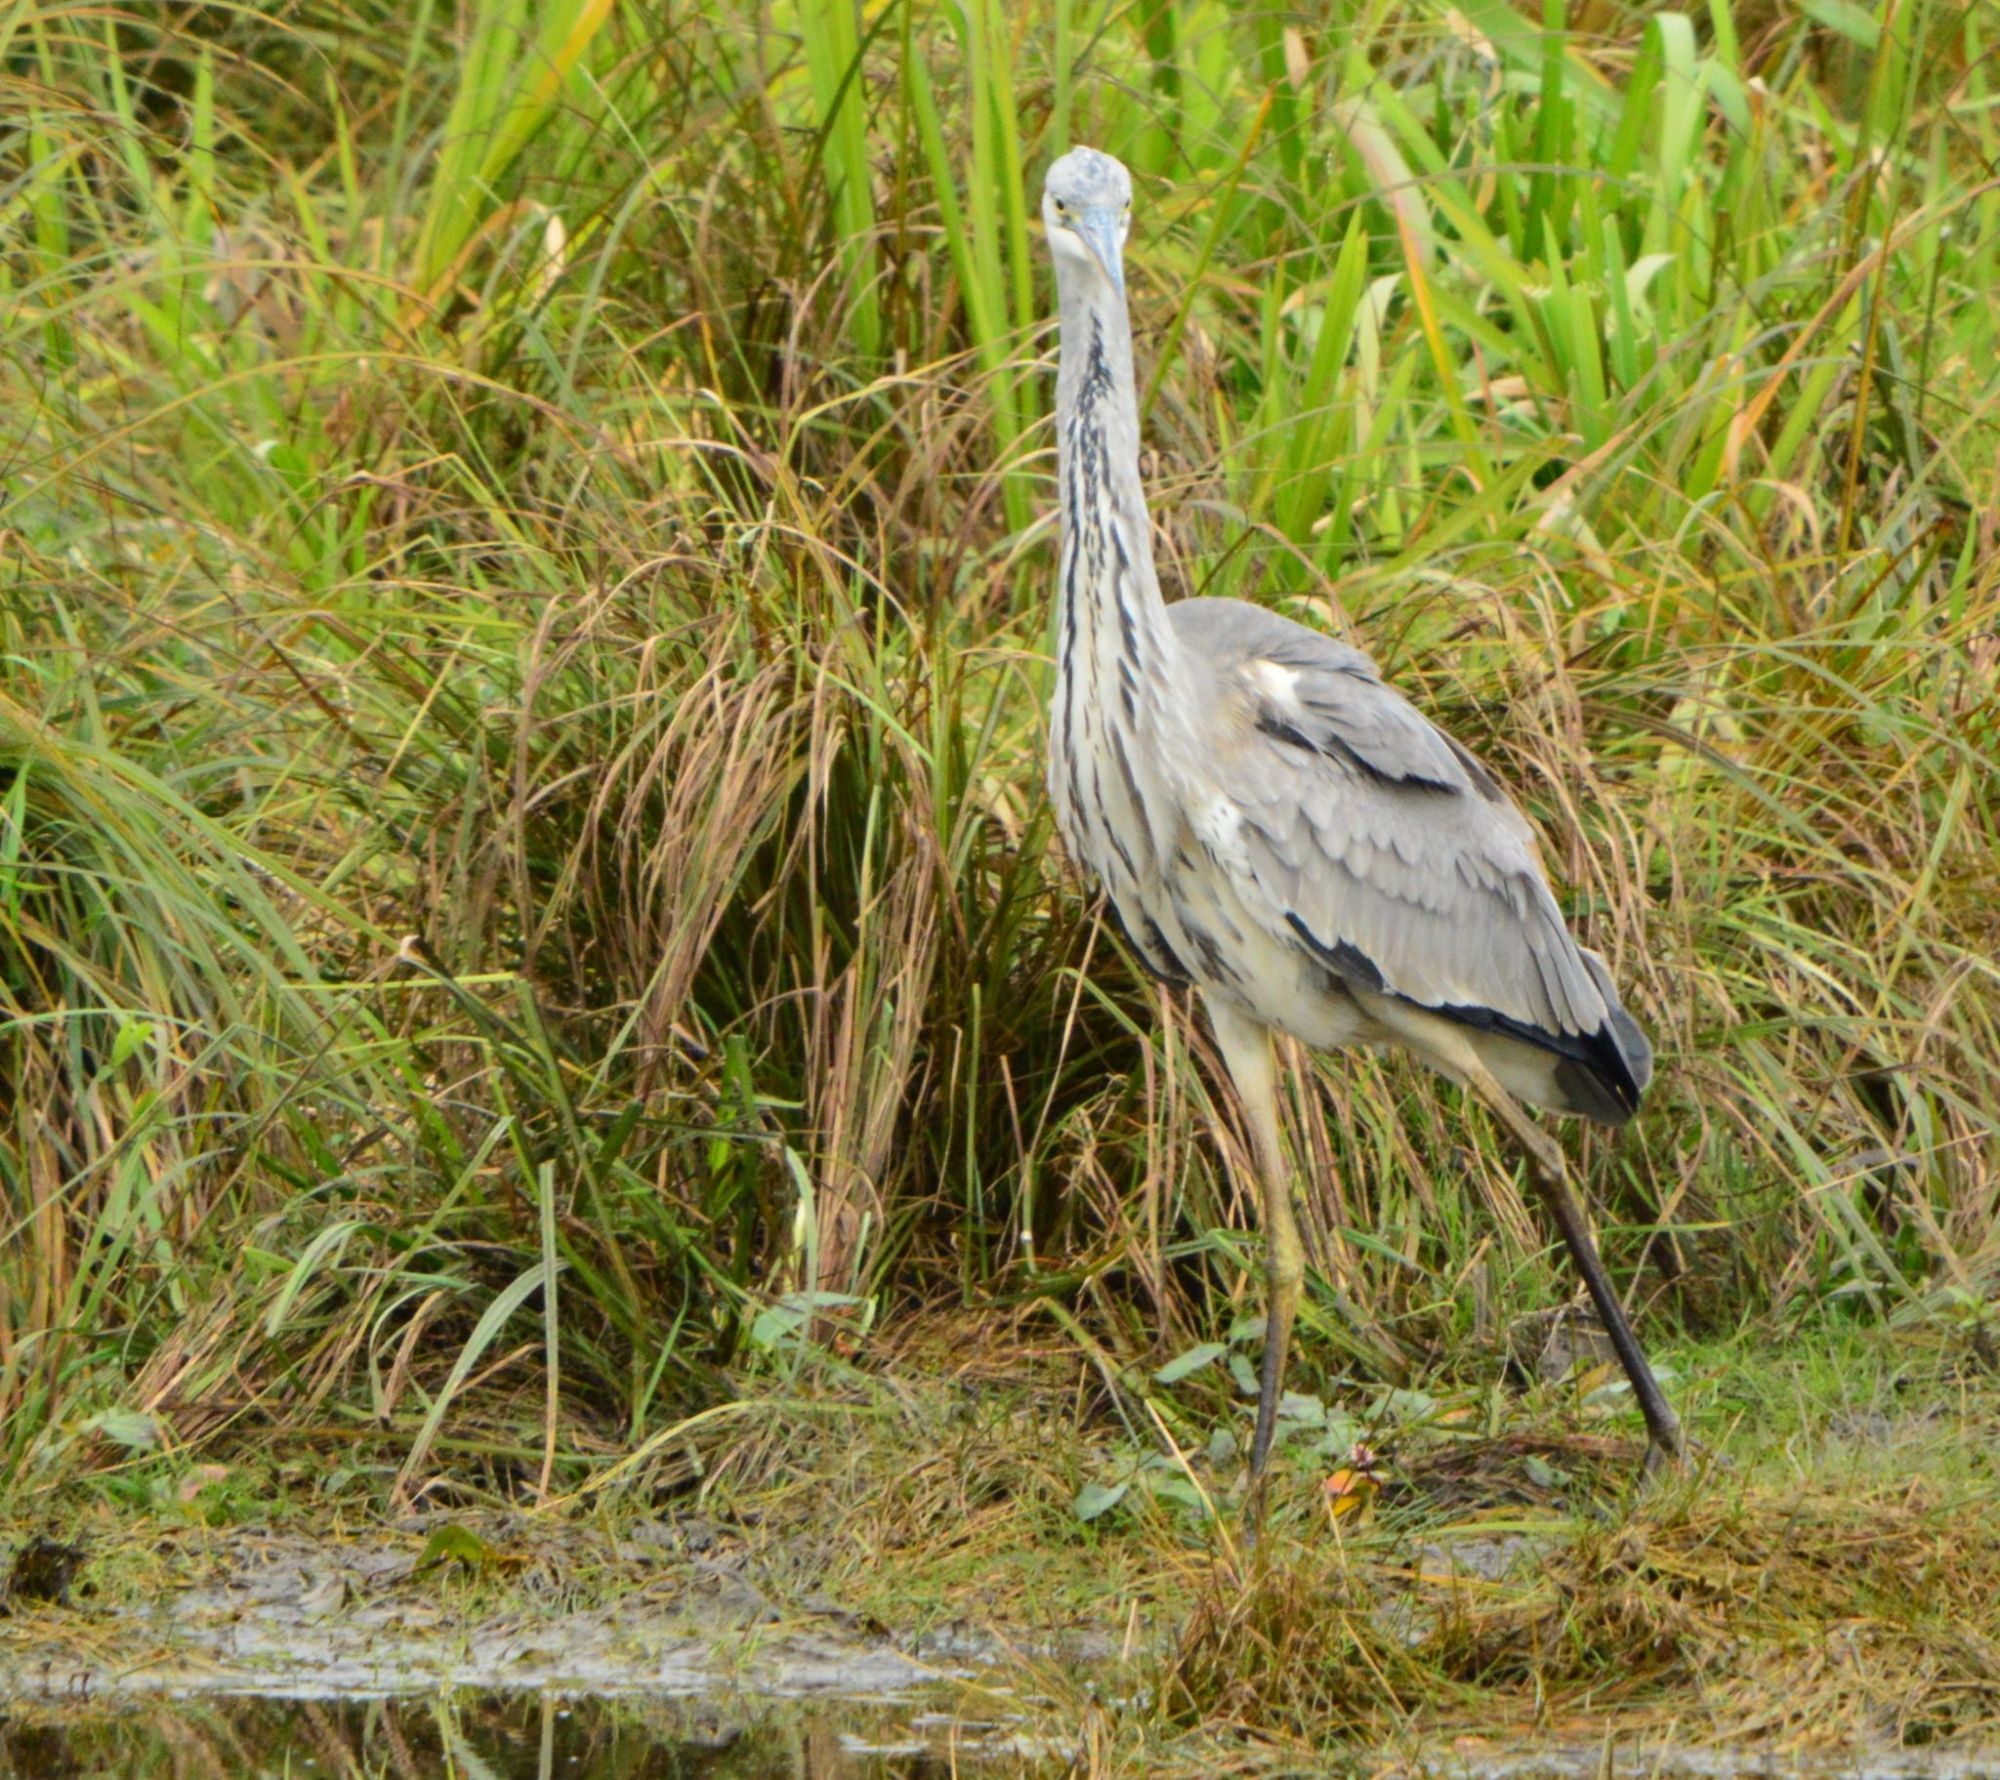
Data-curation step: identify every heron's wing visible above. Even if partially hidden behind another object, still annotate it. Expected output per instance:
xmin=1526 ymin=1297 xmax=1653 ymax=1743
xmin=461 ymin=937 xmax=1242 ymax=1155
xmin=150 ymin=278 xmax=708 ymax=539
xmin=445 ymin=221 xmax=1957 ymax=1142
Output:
xmin=1168 ymin=599 xmax=1647 ymax=1114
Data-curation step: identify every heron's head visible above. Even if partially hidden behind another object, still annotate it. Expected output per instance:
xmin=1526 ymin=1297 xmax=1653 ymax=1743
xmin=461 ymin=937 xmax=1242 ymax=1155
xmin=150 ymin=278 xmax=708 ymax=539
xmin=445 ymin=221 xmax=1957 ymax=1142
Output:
xmin=1042 ymin=147 xmax=1132 ymax=297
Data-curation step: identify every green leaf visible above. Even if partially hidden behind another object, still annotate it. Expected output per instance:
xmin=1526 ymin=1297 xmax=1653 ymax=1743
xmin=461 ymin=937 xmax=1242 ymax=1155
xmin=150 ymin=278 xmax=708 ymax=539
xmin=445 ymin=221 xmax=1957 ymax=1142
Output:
xmin=1373 ymin=1388 xmax=1440 ymax=1425
xmin=413 ymin=0 xmax=616 ymax=295
xmin=264 ymin=1219 xmax=367 ymax=1338
xmin=1277 ymin=1391 xmax=1327 ymax=1426
xmin=1797 ymin=0 xmax=1880 ymax=46
xmin=1450 ymin=0 xmax=1622 ymax=120
xmin=1142 ymin=1472 xmax=1208 ymax=1514
xmin=83 ymin=1409 xmax=160 ymax=1452
xmin=108 ymin=1018 xmax=153 ymax=1069
xmin=1153 ymin=1341 xmax=1226 ymax=1385
xmin=416 ymin=1521 xmax=496 ymax=1578
xmin=1071 ymin=1479 xmax=1131 ymax=1523
xmin=747 ymin=1290 xmax=870 ymax=1354
xmin=397 ymin=1261 xmax=558 ymax=1490
xmin=1313 ymin=1410 xmax=1362 ymax=1457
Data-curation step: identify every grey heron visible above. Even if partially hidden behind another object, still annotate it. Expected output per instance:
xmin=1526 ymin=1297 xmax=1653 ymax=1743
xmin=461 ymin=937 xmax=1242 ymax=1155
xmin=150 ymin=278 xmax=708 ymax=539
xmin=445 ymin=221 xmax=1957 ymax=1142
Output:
xmin=1040 ymin=146 xmax=1685 ymax=1485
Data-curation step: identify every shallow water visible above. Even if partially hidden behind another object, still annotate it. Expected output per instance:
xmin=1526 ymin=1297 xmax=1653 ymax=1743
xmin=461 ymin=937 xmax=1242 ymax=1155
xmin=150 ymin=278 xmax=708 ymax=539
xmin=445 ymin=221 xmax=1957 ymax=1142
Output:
xmin=0 ymin=1690 xmax=1055 ymax=1778
xmin=7 ymin=1689 xmax=2000 ymax=1780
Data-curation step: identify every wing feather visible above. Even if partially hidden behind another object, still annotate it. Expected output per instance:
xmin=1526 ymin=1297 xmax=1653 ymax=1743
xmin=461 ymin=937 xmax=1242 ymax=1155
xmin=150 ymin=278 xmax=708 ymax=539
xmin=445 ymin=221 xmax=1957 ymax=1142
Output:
xmin=1168 ymin=598 xmax=1645 ymax=1114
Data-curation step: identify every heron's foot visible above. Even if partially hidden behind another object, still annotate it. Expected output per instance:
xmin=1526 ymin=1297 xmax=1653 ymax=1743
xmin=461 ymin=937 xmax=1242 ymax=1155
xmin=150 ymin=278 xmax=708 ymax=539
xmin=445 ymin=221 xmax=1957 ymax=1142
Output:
xmin=1638 ymin=1416 xmax=1718 ymax=1487
xmin=1643 ymin=1428 xmax=1727 ymax=1484
xmin=1641 ymin=1436 xmax=1686 ymax=1482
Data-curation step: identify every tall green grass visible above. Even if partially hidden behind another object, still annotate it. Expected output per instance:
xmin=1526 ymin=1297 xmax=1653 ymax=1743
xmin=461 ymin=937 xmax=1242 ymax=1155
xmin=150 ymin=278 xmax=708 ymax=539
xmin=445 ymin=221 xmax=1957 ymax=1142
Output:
xmin=0 ymin=0 xmax=1995 ymax=1501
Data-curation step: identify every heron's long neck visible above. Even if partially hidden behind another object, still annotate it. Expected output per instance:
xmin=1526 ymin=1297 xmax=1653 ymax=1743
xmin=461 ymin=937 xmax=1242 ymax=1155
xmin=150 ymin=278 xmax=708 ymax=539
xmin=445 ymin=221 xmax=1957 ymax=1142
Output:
xmin=1053 ymin=278 xmax=1179 ymax=733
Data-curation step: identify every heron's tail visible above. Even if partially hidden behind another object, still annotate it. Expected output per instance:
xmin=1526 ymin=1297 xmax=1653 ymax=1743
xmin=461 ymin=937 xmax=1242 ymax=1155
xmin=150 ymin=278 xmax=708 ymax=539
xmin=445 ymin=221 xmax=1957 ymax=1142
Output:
xmin=1467 ymin=947 xmax=1654 ymax=1126
xmin=1547 ymin=947 xmax=1652 ymax=1126
xmin=1580 ymin=948 xmax=1652 ymax=1091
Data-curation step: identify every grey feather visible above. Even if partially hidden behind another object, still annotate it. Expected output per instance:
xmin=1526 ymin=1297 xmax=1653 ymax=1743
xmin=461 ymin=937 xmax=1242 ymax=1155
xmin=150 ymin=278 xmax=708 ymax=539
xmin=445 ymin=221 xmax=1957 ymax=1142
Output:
xmin=1040 ymin=143 xmax=1683 ymax=1477
xmin=1040 ymin=153 xmax=1651 ymax=1130
xmin=1163 ymin=597 xmax=1646 ymax=1118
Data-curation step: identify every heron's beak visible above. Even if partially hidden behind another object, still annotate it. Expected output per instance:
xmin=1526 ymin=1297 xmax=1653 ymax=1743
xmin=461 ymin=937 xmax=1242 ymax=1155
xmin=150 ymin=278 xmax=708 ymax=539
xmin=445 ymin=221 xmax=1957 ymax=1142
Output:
xmin=1076 ymin=208 xmax=1125 ymax=296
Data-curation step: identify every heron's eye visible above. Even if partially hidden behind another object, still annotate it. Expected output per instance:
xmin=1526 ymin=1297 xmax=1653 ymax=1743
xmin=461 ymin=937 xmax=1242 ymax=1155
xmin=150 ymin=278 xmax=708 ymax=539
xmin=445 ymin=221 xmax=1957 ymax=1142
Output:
xmin=1053 ymin=199 xmax=1068 ymax=217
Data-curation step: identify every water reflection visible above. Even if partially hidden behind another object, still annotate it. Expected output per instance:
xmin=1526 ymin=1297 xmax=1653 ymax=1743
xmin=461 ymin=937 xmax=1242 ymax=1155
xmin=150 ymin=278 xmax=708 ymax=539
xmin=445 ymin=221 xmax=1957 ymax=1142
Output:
xmin=0 ymin=1691 xmax=1051 ymax=1779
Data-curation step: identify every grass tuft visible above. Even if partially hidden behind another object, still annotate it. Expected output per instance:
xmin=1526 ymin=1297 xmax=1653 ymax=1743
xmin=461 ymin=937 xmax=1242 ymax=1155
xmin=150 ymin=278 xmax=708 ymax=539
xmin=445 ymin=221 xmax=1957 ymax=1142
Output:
xmin=1161 ymin=1454 xmax=2000 ymax=1753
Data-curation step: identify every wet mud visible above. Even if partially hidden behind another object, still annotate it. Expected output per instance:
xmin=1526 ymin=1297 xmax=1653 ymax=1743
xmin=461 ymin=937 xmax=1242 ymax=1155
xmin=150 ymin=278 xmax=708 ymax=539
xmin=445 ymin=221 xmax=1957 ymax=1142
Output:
xmin=0 ymin=1525 xmax=1013 ymax=1701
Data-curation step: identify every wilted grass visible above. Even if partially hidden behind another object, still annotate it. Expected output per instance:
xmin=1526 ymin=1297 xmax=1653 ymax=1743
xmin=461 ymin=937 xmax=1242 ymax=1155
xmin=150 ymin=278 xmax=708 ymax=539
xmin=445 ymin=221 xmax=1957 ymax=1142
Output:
xmin=0 ymin=0 xmax=1995 ymax=1611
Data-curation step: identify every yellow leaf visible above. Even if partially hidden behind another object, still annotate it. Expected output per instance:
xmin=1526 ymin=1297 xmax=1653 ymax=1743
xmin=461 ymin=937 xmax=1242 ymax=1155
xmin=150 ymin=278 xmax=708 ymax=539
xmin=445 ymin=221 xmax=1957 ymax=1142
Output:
xmin=1322 ymin=1466 xmax=1381 ymax=1527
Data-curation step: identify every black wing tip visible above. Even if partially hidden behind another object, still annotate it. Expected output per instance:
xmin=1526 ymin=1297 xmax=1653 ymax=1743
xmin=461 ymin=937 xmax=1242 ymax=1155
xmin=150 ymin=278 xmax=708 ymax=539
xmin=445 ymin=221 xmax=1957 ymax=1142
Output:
xmin=1553 ymin=1048 xmax=1643 ymax=1126
xmin=1281 ymin=920 xmax=1653 ymax=1125
xmin=1579 ymin=948 xmax=1654 ymax=1099
xmin=1578 ymin=1016 xmax=1648 ymax=1120
xmin=1434 ymin=1000 xmax=1648 ymax=1125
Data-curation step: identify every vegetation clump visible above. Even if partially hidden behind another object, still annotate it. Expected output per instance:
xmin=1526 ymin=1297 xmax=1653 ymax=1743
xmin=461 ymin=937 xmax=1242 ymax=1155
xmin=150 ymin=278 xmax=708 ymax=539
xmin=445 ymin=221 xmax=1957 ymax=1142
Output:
xmin=1163 ymin=1463 xmax=2000 ymax=1754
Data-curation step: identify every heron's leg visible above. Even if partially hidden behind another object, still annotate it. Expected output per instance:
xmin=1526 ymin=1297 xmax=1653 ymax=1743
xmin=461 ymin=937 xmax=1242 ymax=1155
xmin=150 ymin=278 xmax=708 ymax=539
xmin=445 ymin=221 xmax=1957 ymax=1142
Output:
xmin=1468 ymin=1067 xmax=1686 ymax=1472
xmin=1207 ymin=1002 xmax=1304 ymax=1485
